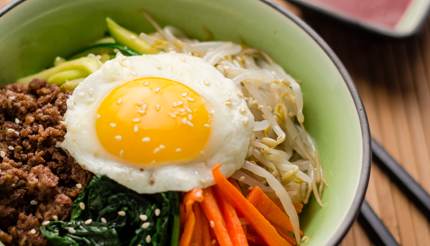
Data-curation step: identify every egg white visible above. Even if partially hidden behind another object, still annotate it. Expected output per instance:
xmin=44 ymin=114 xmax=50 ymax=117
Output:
xmin=61 ymin=53 xmax=254 ymax=193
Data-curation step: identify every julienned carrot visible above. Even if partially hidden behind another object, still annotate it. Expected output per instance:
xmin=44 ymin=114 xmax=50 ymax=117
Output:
xmin=180 ymin=189 xmax=204 ymax=246
xmin=201 ymin=188 xmax=233 ymax=246
xmin=212 ymin=164 xmax=290 ymax=246
xmin=248 ymin=186 xmax=296 ymax=244
xmin=213 ymin=187 xmax=248 ymax=246
xmin=194 ymin=204 xmax=212 ymax=246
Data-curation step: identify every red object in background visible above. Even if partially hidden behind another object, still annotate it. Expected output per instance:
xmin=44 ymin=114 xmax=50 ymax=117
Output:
xmin=311 ymin=0 xmax=412 ymax=28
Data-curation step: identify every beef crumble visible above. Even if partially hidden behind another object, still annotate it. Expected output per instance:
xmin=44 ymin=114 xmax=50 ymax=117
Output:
xmin=0 ymin=80 xmax=92 ymax=246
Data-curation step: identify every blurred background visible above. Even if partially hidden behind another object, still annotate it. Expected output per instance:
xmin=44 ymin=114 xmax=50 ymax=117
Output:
xmin=276 ymin=1 xmax=430 ymax=245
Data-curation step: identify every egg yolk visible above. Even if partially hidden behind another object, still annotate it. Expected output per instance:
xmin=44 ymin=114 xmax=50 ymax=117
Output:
xmin=96 ymin=77 xmax=212 ymax=167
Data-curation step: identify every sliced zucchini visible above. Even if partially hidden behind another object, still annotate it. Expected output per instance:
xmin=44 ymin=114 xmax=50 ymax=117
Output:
xmin=17 ymin=56 xmax=102 ymax=84
xmin=47 ymin=69 xmax=86 ymax=85
xmin=61 ymin=78 xmax=83 ymax=91
xmin=106 ymin=17 xmax=158 ymax=54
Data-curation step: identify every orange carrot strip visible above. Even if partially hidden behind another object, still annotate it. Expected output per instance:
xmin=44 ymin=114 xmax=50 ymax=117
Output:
xmin=180 ymin=207 xmax=196 ymax=246
xmin=247 ymin=186 xmax=294 ymax=232
xmin=212 ymin=164 xmax=290 ymax=246
xmin=192 ymin=205 xmax=203 ymax=245
xmin=213 ymin=187 xmax=248 ymax=246
xmin=248 ymin=186 xmax=296 ymax=244
xmin=180 ymin=189 xmax=204 ymax=246
xmin=201 ymin=188 xmax=233 ymax=246
xmin=194 ymin=204 xmax=212 ymax=246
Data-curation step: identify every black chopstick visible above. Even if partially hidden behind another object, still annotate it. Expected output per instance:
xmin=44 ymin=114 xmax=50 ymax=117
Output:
xmin=371 ymin=139 xmax=430 ymax=218
xmin=358 ymin=201 xmax=399 ymax=246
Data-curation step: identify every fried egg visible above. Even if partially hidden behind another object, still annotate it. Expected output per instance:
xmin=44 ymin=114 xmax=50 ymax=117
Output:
xmin=61 ymin=53 xmax=254 ymax=193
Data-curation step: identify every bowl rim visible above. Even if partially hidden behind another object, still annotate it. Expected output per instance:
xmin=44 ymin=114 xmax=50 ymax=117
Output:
xmin=0 ymin=0 xmax=371 ymax=245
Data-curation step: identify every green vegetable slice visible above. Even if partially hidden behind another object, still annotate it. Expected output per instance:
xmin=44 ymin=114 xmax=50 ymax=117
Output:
xmin=17 ymin=56 xmax=102 ymax=84
xmin=106 ymin=17 xmax=158 ymax=54
xmin=70 ymin=43 xmax=140 ymax=61
xmin=41 ymin=176 xmax=180 ymax=246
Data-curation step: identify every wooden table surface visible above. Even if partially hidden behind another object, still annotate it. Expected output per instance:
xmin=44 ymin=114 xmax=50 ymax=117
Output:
xmin=275 ymin=1 xmax=430 ymax=245
xmin=1 ymin=0 xmax=429 ymax=245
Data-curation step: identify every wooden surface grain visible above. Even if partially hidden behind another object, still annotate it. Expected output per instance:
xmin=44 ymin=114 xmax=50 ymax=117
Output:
xmin=275 ymin=1 xmax=430 ymax=245
xmin=1 ymin=0 xmax=429 ymax=245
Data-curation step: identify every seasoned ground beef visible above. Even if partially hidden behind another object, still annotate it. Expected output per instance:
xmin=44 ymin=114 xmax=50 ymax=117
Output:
xmin=0 ymin=80 xmax=93 ymax=246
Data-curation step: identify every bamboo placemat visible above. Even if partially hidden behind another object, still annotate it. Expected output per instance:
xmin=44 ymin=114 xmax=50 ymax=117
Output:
xmin=1 ymin=0 xmax=429 ymax=245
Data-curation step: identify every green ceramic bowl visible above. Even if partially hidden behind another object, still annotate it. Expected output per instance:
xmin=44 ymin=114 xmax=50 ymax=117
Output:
xmin=0 ymin=0 xmax=370 ymax=245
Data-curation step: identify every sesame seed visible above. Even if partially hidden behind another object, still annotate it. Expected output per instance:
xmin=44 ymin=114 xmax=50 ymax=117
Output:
xmin=30 ymin=200 xmax=38 ymax=205
xmin=181 ymin=92 xmax=188 ymax=97
xmin=212 ymin=240 xmax=217 ymax=245
xmin=0 ymin=151 xmax=6 ymax=158
xmin=209 ymin=220 xmax=215 ymax=228
xmin=145 ymin=235 xmax=152 ymax=243
xmin=76 ymin=183 xmax=82 ymax=189
xmin=175 ymin=148 xmax=182 ymax=152
xmin=29 ymin=229 xmax=37 ymax=234
xmin=116 ymin=98 xmax=123 ymax=104
xmin=114 ymin=135 xmax=123 ymax=141
xmin=84 ymin=219 xmax=92 ymax=225
xmin=79 ymin=202 xmax=85 ymax=210
xmin=133 ymin=125 xmax=139 ymax=133
xmin=15 ymin=118 xmax=20 ymax=124
xmin=154 ymin=208 xmax=160 ymax=216
xmin=101 ymin=217 xmax=107 ymax=224
xmin=143 ymin=81 xmax=150 ymax=86
xmin=118 ymin=211 xmax=126 ymax=216
xmin=155 ymin=104 xmax=161 ymax=111
xmin=9 ymin=95 xmax=16 ymax=100
xmin=141 ymin=222 xmax=150 ymax=229
xmin=139 ymin=214 xmax=148 ymax=221
xmin=239 ymin=176 xmax=245 ymax=181
xmin=96 ymin=114 xmax=101 ymax=119
xmin=52 ymin=215 xmax=58 ymax=220
xmin=172 ymin=101 xmax=183 ymax=107
xmin=186 ymin=97 xmax=195 ymax=102
xmin=203 ymin=123 xmax=210 ymax=128
xmin=153 ymin=145 xmax=165 ymax=154
xmin=138 ymin=244 xmax=142 ymax=246
xmin=225 ymin=99 xmax=232 ymax=106
xmin=185 ymin=107 xmax=192 ymax=113
xmin=142 ymin=137 xmax=151 ymax=143
xmin=239 ymin=106 xmax=247 ymax=114
xmin=132 ymin=118 xmax=141 ymax=123
xmin=119 ymin=149 xmax=125 ymax=157
xmin=153 ymin=87 xmax=161 ymax=93
xmin=181 ymin=118 xmax=194 ymax=127
xmin=67 ymin=227 xmax=76 ymax=234
xmin=137 ymin=108 xmax=146 ymax=114
xmin=42 ymin=221 xmax=50 ymax=226
xmin=242 ymin=117 xmax=249 ymax=126
xmin=8 ymin=146 xmax=14 ymax=151
xmin=109 ymin=122 xmax=117 ymax=128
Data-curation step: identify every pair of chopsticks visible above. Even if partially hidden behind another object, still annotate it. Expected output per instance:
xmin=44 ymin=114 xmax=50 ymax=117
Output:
xmin=358 ymin=139 xmax=430 ymax=245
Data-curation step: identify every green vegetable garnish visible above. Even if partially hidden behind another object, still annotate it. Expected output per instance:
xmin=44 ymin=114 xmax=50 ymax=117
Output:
xmin=106 ymin=17 xmax=158 ymax=54
xmin=41 ymin=176 xmax=180 ymax=246
xmin=17 ymin=56 xmax=102 ymax=84
xmin=70 ymin=43 xmax=140 ymax=62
